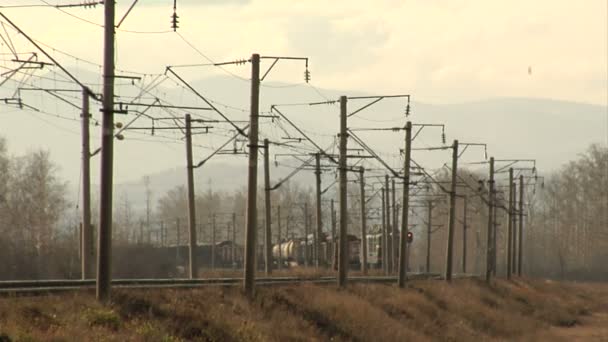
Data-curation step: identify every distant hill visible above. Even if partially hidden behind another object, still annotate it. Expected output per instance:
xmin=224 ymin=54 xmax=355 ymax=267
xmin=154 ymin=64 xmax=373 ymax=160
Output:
xmin=106 ymin=94 xmax=606 ymax=214
xmin=13 ymin=73 xmax=602 ymax=211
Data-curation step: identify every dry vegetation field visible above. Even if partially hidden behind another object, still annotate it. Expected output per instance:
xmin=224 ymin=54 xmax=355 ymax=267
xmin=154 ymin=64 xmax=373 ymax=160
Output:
xmin=0 ymin=277 xmax=606 ymax=341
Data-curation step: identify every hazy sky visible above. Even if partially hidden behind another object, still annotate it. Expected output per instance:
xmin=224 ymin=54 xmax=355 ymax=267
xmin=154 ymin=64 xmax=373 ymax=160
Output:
xmin=2 ymin=0 xmax=606 ymax=104
xmin=0 ymin=1 xmax=607 ymax=187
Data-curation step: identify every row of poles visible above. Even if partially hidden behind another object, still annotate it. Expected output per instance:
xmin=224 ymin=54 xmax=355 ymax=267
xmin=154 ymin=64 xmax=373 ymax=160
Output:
xmin=484 ymin=159 xmax=528 ymax=282
xmin=8 ymin=0 xmax=533 ymax=301
xmin=88 ymin=47 xmax=531 ymax=299
xmin=82 ymin=47 xmax=531 ymax=301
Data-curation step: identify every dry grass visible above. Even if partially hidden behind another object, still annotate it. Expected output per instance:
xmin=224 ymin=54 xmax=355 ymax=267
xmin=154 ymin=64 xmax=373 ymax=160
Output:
xmin=0 ymin=277 xmax=606 ymax=341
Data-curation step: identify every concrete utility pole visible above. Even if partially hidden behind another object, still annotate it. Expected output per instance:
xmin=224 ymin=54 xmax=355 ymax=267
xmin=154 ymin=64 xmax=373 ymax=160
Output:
xmin=444 ymin=140 xmax=459 ymax=282
xmin=331 ymin=199 xmax=337 ymax=270
xmin=492 ymin=189 xmax=498 ymax=276
xmin=398 ymin=121 xmax=412 ymax=287
xmin=259 ymin=219 xmax=264 ymax=271
xmin=304 ymin=202 xmax=309 ymax=266
xmin=185 ymin=114 xmax=198 ymax=279
xmin=226 ymin=221 xmax=230 ymax=242
xmin=244 ymin=53 xmax=260 ymax=296
xmin=331 ymin=199 xmax=336 ymax=240
xmin=176 ymin=218 xmax=181 ymax=264
xmin=518 ymin=175 xmax=524 ymax=276
xmin=212 ymin=213 xmax=216 ymax=270
xmin=97 ymin=0 xmax=116 ymax=302
xmin=392 ymin=178 xmax=398 ymax=272
xmin=511 ymin=180 xmax=517 ymax=274
xmin=263 ymin=139 xmax=272 ymax=275
xmin=426 ymin=200 xmax=432 ymax=273
xmin=359 ymin=167 xmax=368 ymax=275
xmin=81 ymin=87 xmax=94 ymax=280
xmin=485 ymin=157 xmax=495 ymax=283
xmin=160 ymin=221 xmax=165 ymax=247
xmin=381 ymin=188 xmax=387 ymax=274
xmin=462 ymin=195 xmax=468 ymax=274
xmin=197 ymin=221 xmax=202 ymax=245
xmin=232 ymin=213 xmax=237 ymax=269
xmin=315 ymin=153 xmax=322 ymax=268
xmin=338 ymin=95 xmax=348 ymax=287
xmin=145 ymin=178 xmax=151 ymax=243
xmin=385 ymin=175 xmax=392 ymax=274
xmin=286 ymin=214 xmax=291 ymax=240
xmin=277 ymin=205 xmax=282 ymax=270
xmin=507 ymin=168 xmax=513 ymax=280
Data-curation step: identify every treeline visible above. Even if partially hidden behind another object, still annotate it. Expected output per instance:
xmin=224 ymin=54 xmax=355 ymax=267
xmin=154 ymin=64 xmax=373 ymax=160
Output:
xmin=526 ymin=144 xmax=608 ymax=280
xmin=408 ymin=144 xmax=608 ymax=281
xmin=152 ymin=181 xmax=317 ymax=247
xmin=0 ymin=137 xmax=71 ymax=279
xmin=0 ymin=131 xmax=605 ymax=281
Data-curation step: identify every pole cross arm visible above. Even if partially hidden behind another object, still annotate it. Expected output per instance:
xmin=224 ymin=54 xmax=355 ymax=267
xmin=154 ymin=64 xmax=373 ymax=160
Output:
xmin=165 ymin=67 xmax=247 ymax=137
xmin=256 ymin=55 xmax=310 ymax=83
xmin=193 ymin=125 xmax=250 ymax=168
xmin=116 ymin=102 xmax=213 ymax=111
xmin=321 ymin=179 xmax=338 ymax=194
xmin=494 ymin=159 xmax=536 ymax=173
xmin=0 ymin=13 xmax=90 ymax=91
xmin=270 ymin=105 xmax=338 ymax=164
xmin=270 ymin=142 xmax=334 ymax=190
xmin=346 ymin=94 xmax=411 ymax=118
xmin=458 ymin=142 xmax=488 ymax=160
xmin=411 ymin=123 xmax=446 ymax=143
xmin=347 ymin=129 xmax=401 ymax=178
xmin=17 ymin=87 xmax=88 ymax=110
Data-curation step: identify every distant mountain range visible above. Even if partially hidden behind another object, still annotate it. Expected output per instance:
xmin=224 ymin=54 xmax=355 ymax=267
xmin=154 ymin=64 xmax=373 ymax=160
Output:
xmin=12 ymin=73 xmax=601 ymax=212
xmin=107 ymin=94 xmax=606 ymax=214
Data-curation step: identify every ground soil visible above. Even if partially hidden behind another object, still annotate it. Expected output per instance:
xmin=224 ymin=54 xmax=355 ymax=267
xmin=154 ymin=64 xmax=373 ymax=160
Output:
xmin=0 ymin=276 xmax=606 ymax=341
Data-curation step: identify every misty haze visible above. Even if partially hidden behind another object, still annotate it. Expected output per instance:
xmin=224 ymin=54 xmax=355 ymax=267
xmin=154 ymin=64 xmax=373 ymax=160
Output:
xmin=0 ymin=1 xmax=606 ymax=341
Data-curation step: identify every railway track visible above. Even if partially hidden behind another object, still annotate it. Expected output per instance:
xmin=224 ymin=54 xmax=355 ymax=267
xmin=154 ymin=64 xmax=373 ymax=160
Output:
xmin=0 ymin=272 xmax=447 ymax=295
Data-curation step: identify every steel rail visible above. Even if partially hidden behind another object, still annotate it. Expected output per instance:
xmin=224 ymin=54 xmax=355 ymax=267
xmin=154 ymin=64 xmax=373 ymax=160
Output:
xmin=0 ymin=273 xmax=450 ymax=295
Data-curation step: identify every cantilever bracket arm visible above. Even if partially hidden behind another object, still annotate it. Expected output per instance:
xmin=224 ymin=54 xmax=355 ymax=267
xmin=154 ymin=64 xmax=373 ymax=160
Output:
xmin=194 ymin=125 xmax=250 ymax=169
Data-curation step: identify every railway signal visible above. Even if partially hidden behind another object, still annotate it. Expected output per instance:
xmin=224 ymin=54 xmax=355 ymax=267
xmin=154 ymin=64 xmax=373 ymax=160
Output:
xmin=407 ymin=231 xmax=413 ymax=243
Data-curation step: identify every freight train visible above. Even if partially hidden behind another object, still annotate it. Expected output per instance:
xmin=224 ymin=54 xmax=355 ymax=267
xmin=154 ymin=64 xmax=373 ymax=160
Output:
xmin=272 ymin=233 xmax=361 ymax=268
xmin=151 ymin=229 xmax=410 ymax=274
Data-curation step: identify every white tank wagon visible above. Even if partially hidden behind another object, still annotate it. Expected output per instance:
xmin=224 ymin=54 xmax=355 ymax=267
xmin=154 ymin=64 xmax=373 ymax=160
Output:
xmin=272 ymin=239 xmax=301 ymax=267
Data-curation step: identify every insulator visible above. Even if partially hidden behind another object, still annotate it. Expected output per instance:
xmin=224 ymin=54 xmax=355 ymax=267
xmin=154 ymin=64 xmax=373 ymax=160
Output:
xmin=171 ymin=12 xmax=179 ymax=31
xmin=441 ymin=132 xmax=446 ymax=144
xmin=304 ymin=69 xmax=311 ymax=83
xmin=405 ymin=104 xmax=411 ymax=116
